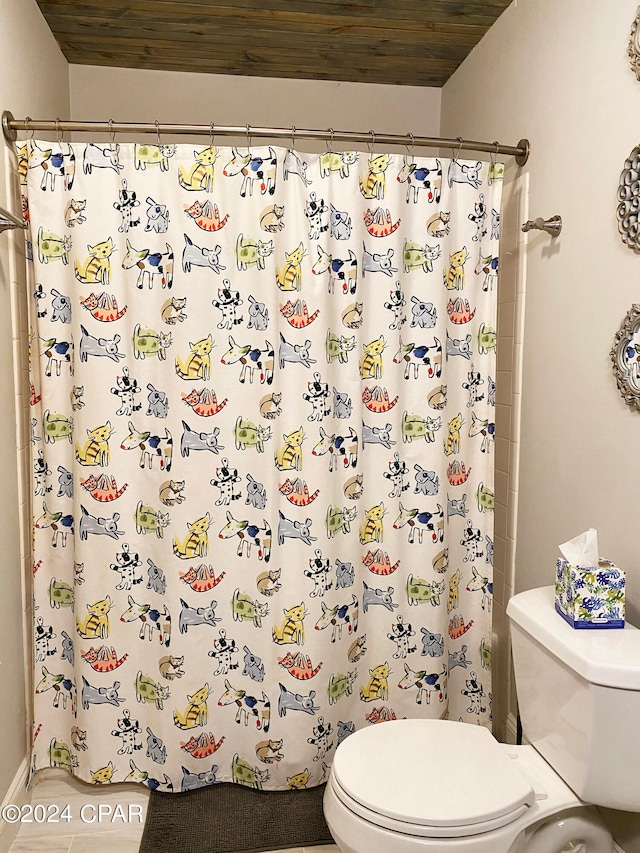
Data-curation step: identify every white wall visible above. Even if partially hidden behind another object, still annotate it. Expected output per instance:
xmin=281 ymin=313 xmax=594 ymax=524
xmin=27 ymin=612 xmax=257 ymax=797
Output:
xmin=0 ymin=0 xmax=69 ymax=835
xmin=442 ymin=1 xmax=640 ymax=848
xmin=69 ymin=65 xmax=441 ymax=149
xmin=442 ymin=0 xmax=640 ymax=620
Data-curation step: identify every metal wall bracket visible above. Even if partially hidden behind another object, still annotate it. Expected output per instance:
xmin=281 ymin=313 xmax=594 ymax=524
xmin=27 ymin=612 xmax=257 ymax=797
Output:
xmin=0 ymin=206 xmax=26 ymax=234
xmin=515 ymin=138 xmax=530 ymax=168
xmin=521 ymin=215 xmax=562 ymax=238
xmin=2 ymin=110 xmax=17 ymax=143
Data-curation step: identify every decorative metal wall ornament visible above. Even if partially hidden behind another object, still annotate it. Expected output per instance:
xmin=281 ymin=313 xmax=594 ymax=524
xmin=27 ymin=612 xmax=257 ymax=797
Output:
xmin=629 ymin=7 xmax=640 ymax=79
xmin=611 ymin=304 xmax=640 ymax=411
xmin=616 ymin=144 xmax=640 ymax=249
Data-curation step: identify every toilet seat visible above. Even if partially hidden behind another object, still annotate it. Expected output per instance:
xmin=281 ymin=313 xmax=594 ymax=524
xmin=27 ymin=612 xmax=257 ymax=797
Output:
xmin=331 ymin=719 xmax=536 ymax=839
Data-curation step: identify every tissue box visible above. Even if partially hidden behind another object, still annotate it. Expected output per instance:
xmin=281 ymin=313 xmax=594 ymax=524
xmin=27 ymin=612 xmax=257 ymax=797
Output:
xmin=555 ymin=559 xmax=625 ymax=628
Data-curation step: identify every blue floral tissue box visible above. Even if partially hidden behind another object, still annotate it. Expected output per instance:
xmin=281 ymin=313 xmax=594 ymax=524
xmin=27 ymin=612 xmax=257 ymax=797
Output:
xmin=555 ymin=559 xmax=625 ymax=628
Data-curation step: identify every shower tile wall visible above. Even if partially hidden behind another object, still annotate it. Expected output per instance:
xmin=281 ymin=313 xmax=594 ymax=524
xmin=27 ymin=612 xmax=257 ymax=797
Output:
xmin=1 ymin=140 xmax=34 ymax=853
xmin=6 ymin=140 xmax=32 ymax=735
xmin=492 ymin=170 xmax=528 ymax=743
xmin=9 ymin=166 xmax=33 ymax=660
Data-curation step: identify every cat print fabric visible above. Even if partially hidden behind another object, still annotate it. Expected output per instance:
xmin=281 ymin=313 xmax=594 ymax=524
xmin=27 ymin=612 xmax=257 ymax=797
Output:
xmin=23 ymin=139 xmax=501 ymax=791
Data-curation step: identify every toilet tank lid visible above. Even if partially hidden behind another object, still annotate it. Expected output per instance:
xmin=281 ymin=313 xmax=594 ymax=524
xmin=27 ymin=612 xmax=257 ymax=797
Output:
xmin=507 ymin=586 xmax=640 ymax=690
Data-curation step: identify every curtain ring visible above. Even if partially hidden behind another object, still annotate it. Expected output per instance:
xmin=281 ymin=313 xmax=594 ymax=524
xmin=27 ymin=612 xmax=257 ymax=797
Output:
xmin=490 ymin=140 xmax=500 ymax=164
xmin=246 ymin=124 xmax=252 ymax=150
xmin=367 ymin=129 xmax=376 ymax=158
xmin=24 ymin=116 xmax=34 ymax=155
xmin=327 ymin=127 xmax=334 ymax=154
xmin=55 ymin=117 xmax=63 ymax=144
xmin=406 ymin=132 xmax=415 ymax=159
xmin=155 ymin=120 xmax=161 ymax=146
xmin=108 ymin=119 xmax=116 ymax=153
xmin=290 ymin=125 xmax=296 ymax=149
xmin=209 ymin=122 xmax=215 ymax=148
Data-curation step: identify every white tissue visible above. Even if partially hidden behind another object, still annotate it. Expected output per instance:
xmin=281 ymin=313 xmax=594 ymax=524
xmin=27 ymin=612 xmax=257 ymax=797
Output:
xmin=559 ymin=528 xmax=599 ymax=568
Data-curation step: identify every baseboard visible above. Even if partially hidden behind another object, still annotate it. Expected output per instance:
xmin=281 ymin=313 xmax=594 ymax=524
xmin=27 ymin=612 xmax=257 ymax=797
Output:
xmin=0 ymin=756 xmax=31 ymax=853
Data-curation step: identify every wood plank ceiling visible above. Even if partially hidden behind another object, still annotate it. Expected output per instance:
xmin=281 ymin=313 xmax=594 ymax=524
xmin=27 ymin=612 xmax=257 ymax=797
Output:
xmin=35 ymin=0 xmax=512 ymax=88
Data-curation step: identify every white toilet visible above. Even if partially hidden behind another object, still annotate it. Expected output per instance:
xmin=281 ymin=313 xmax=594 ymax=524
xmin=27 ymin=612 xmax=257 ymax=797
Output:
xmin=324 ymin=585 xmax=640 ymax=852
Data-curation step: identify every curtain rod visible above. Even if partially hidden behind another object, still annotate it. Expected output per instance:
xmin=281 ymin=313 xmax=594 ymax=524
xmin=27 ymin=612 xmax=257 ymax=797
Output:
xmin=2 ymin=111 xmax=530 ymax=166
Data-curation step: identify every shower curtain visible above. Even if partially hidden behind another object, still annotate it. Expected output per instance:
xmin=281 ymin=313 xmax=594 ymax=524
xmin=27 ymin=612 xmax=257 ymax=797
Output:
xmin=23 ymin=137 xmax=501 ymax=791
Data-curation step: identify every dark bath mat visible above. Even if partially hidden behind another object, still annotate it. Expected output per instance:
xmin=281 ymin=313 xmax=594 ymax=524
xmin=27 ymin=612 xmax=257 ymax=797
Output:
xmin=139 ymin=782 xmax=334 ymax=853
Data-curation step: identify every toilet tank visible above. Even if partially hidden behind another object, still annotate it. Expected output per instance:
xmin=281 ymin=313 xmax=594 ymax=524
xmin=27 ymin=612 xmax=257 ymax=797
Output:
xmin=507 ymin=586 xmax=640 ymax=811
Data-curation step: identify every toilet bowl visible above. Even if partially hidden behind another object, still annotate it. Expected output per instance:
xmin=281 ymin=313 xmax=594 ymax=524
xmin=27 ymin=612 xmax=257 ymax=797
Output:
xmin=323 ymin=586 xmax=640 ymax=853
xmin=323 ymin=719 xmax=612 ymax=853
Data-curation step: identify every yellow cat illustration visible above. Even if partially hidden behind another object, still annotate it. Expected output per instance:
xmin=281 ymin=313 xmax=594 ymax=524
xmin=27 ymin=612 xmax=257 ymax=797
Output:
xmin=74 ymin=237 xmax=115 ymax=285
xmin=272 ymin=602 xmax=308 ymax=645
xmin=276 ymin=243 xmax=306 ymax=291
xmin=444 ymin=246 xmax=469 ymax=291
xmin=175 ymin=335 xmax=214 ymax=381
xmin=75 ymin=421 xmax=114 ymax=467
xmin=178 ymin=147 xmax=217 ymax=192
xmin=173 ymin=683 xmax=211 ymax=729
xmin=77 ymin=597 xmax=113 ymax=640
xmin=274 ymin=426 xmax=305 ymax=471
xmin=172 ymin=514 xmax=212 ymax=560
xmin=359 ymin=336 xmax=386 ymax=380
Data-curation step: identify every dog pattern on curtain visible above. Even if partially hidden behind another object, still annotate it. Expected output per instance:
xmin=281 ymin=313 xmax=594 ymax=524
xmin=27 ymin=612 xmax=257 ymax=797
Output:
xmin=23 ymin=138 xmax=502 ymax=791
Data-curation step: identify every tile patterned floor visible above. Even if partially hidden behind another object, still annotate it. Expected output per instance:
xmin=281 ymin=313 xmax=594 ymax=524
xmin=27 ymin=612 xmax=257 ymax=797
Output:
xmin=8 ymin=771 xmax=341 ymax=853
